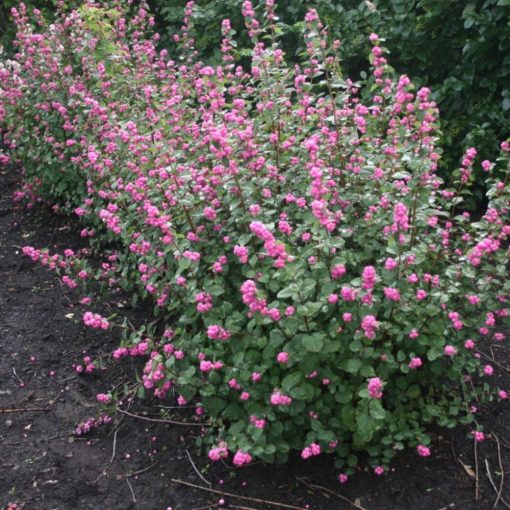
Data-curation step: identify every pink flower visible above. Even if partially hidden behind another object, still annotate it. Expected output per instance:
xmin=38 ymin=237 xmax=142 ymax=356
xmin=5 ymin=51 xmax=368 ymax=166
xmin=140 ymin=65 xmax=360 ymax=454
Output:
xmin=208 ymin=444 xmax=228 ymax=461
xmin=276 ymin=352 xmax=289 ymax=364
xmin=331 ymin=264 xmax=346 ymax=279
xmin=341 ymin=287 xmax=357 ymax=302
xmin=368 ymin=377 xmax=383 ymax=399
xmin=384 ymin=258 xmax=398 ymax=270
xmin=233 ymin=245 xmax=249 ymax=264
xmin=409 ymin=329 xmax=419 ymax=339
xmin=417 ymin=445 xmax=431 ymax=457
xmin=444 ymin=345 xmax=457 ymax=357
xmin=96 ymin=393 xmax=111 ymax=404
xmin=483 ymin=365 xmax=494 ymax=376
xmin=361 ymin=315 xmax=378 ymax=339
xmin=384 ymin=287 xmax=401 ymax=301
xmin=362 ymin=266 xmax=377 ymax=290
xmin=498 ymin=390 xmax=508 ymax=400
xmin=285 ymin=306 xmax=295 ymax=316
xmin=338 ymin=474 xmax=349 ymax=483
xmin=83 ymin=311 xmax=109 ymax=330
xmin=473 ymin=431 xmax=485 ymax=442
xmin=408 ymin=357 xmax=422 ymax=370
xmin=270 ymin=391 xmax=292 ymax=406
xmin=464 ymin=339 xmax=475 ymax=349
xmin=374 ymin=466 xmax=384 ymax=476
xmin=232 ymin=451 xmax=252 ymax=466
xmin=301 ymin=443 xmax=321 ymax=459
xmin=416 ymin=289 xmax=427 ymax=301
xmin=207 ymin=325 xmax=231 ymax=341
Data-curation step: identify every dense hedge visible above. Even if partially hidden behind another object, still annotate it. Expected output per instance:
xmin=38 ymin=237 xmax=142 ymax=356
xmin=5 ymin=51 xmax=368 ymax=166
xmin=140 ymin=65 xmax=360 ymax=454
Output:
xmin=2 ymin=1 xmax=509 ymax=477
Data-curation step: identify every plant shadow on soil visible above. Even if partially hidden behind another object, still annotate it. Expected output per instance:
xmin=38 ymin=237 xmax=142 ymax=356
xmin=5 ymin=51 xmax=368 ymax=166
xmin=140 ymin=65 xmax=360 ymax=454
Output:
xmin=1 ymin=167 xmax=509 ymax=510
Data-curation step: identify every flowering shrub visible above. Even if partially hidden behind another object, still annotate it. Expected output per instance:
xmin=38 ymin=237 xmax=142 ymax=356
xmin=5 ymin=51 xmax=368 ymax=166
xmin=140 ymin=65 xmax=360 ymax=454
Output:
xmin=2 ymin=1 xmax=510 ymax=476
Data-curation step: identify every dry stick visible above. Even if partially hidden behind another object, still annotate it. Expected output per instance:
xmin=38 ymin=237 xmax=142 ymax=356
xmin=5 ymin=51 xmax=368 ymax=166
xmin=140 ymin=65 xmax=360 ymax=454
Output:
xmin=89 ymin=423 xmax=124 ymax=484
xmin=110 ymin=424 xmax=121 ymax=464
xmin=492 ymin=432 xmax=507 ymax=510
xmin=185 ymin=449 xmax=212 ymax=488
xmin=12 ymin=367 xmax=24 ymax=386
xmin=0 ymin=406 xmax=50 ymax=414
xmin=492 ymin=431 xmax=505 ymax=510
xmin=171 ymin=479 xmax=308 ymax=510
xmin=485 ymin=459 xmax=510 ymax=509
xmin=117 ymin=407 xmax=206 ymax=427
xmin=478 ymin=351 xmax=510 ymax=374
xmin=475 ymin=438 xmax=480 ymax=501
xmin=296 ymin=477 xmax=368 ymax=510
xmin=16 ymin=390 xmax=35 ymax=405
xmin=125 ymin=476 xmax=137 ymax=503
xmin=125 ymin=461 xmax=159 ymax=478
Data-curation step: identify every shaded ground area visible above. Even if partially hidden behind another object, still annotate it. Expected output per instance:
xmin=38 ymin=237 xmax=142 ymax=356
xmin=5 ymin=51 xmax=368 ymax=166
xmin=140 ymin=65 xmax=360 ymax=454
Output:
xmin=1 ymin=166 xmax=510 ymax=509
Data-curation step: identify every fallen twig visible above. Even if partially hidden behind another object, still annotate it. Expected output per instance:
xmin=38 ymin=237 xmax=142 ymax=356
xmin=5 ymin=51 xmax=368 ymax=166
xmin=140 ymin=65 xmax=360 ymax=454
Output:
xmin=110 ymin=424 xmax=121 ymax=464
xmin=296 ymin=477 xmax=368 ymax=510
xmin=12 ymin=367 xmax=24 ymax=386
xmin=88 ymin=423 xmax=124 ymax=484
xmin=117 ymin=407 xmax=206 ymax=427
xmin=0 ymin=406 xmax=50 ymax=413
xmin=493 ymin=432 xmax=505 ymax=510
xmin=125 ymin=461 xmax=159 ymax=478
xmin=478 ymin=351 xmax=510 ymax=374
xmin=186 ymin=449 xmax=212 ymax=487
xmin=475 ymin=438 xmax=480 ymax=501
xmin=171 ymin=478 xmax=308 ymax=510
xmin=125 ymin=476 xmax=137 ymax=503
xmin=485 ymin=459 xmax=510 ymax=509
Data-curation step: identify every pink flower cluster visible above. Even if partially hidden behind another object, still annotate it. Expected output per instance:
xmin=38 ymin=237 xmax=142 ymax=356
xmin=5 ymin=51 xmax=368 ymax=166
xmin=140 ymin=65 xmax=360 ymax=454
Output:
xmin=233 ymin=450 xmax=252 ymax=466
xmin=249 ymin=221 xmax=291 ymax=267
xmin=233 ymin=245 xmax=249 ymax=264
xmin=416 ymin=444 xmax=431 ymax=457
xmin=195 ymin=292 xmax=213 ymax=313
xmin=207 ymin=325 xmax=231 ymax=341
xmin=362 ymin=266 xmax=377 ymax=290
xmin=301 ymin=442 xmax=321 ymax=459
xmin=240 ymin=279 xmax=280 ymax=321
xmin=208 ymin=443 xmax=229 ymax=461
xmin=82 ymin=311 xmax=109 ymax=329
xmin=361 ymin=315 xmax=378 ymax=339
xmin=75 ymin=414 xmax=112 ymax=436
xmin=270 ymin=391 xmax=292 ymax=406
xmin=368 ymin=377 xmax=383 ymax=399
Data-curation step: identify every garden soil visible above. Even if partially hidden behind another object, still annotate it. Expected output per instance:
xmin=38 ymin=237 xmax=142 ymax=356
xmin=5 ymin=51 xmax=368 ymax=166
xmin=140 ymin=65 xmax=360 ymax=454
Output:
xmin=1 ymin=166 xmax=509 ymax=509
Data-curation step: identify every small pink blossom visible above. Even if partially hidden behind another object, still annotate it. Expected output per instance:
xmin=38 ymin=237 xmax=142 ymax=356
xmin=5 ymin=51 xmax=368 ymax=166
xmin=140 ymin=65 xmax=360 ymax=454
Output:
xmin=368 ymin=377 xmax=383 ymax=399
xmin=417 ymin=445 xmax=431 ymax=457
xmin=444 ymin=345 xmax=457 ymax=357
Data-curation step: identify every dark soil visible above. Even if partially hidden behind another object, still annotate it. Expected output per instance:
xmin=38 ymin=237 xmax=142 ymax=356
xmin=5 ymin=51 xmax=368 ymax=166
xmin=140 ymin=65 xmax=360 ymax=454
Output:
xmin=1 ymin=165 xmax=510 ymax=510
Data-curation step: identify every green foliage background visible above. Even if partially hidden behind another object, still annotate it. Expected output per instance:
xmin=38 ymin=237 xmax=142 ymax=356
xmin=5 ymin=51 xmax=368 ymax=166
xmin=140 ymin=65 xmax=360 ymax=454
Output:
xmin=2 ymin=0 xmax=509 ymax=191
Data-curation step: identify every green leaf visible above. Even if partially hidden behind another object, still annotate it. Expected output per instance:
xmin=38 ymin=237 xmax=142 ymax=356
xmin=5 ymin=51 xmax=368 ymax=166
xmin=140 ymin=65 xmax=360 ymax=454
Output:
xmin=340 ymin=358 xmax=362 ymax=374
xmin=301 ymin=333 xmax=324 ymax=352
xmin=282 ymin=372 xmax=303 ymax=391
xmin=354 ymin=413 xmax=375 ymax=445
xmin=369 ymin=399 xmax=386 ymax=420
